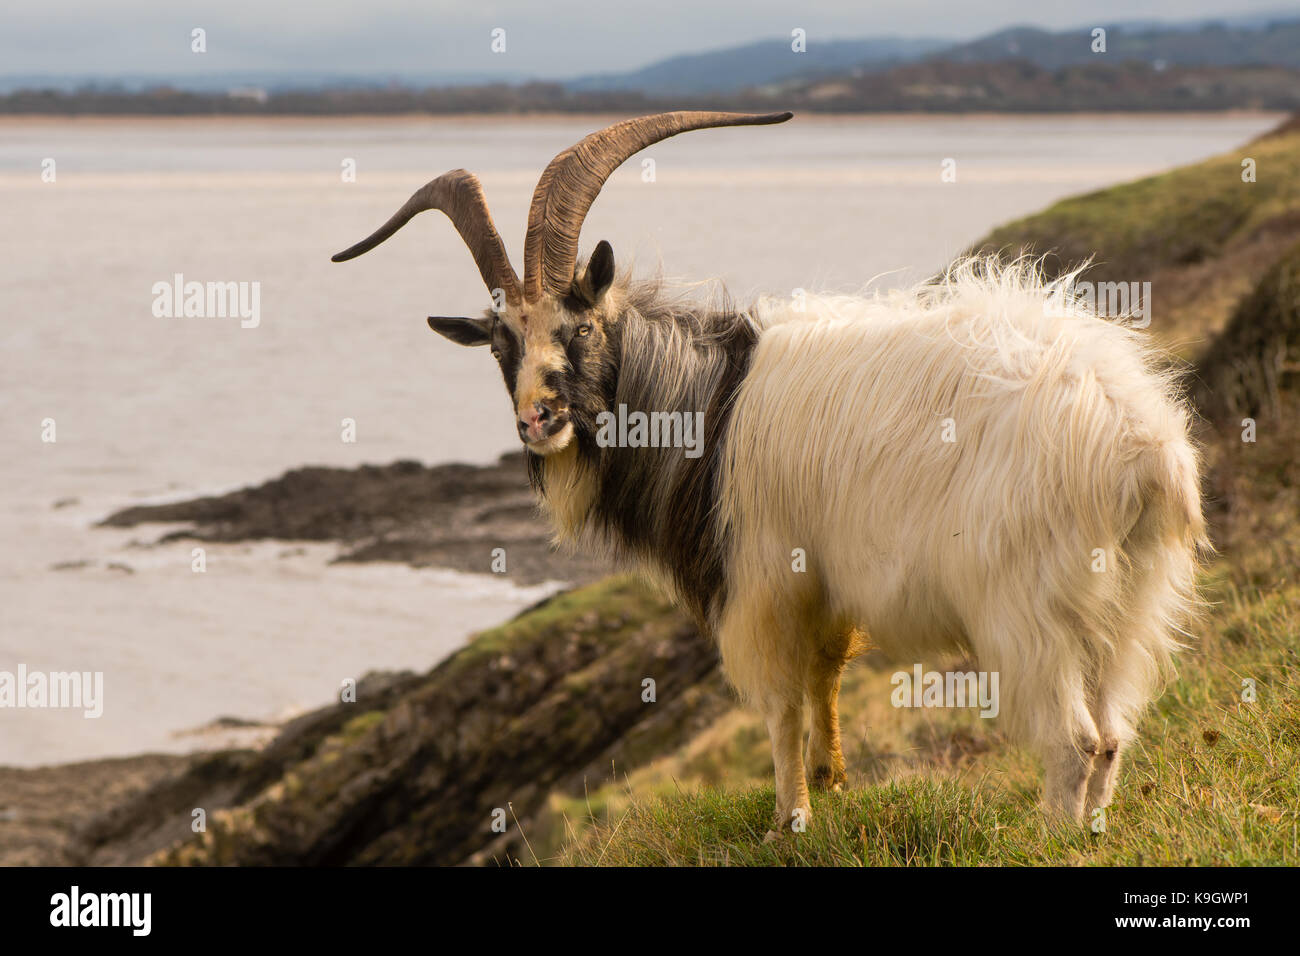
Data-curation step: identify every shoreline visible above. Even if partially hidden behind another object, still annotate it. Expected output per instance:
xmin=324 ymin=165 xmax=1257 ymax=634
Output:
xmin=96 ymin=451 xmax=607 ymax=587
xmin=3 ymin=451 xmax=598 ymax=768
xmin=0 ymin=108 xmax=1288 ymax=125
xmin=1 ymin=449 xmax=604 ymax=863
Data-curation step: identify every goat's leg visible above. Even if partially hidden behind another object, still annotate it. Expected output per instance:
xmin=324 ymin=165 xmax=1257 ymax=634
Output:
xmin=1085 ymin=679 xmax=1131 ymax=817
xmin=806 ymin=628 xmax=859 ymax=791
xmin=969 ymin=597 xmax=1098 ymax=823
xmin=1041 ymin=729 xmax=1098 ymax=822
xmin=765 ymin=698 xmax=812 ymax=836
xmin=1084 ymin=736 xmax=1123 ymax=818
xmin=716 ymin=593 xmax=813 ymax=837
xmin=805 ymin=666 xmax=845 ymax=791
xmin=1041 ymin=685 xmax=1101 ymax=822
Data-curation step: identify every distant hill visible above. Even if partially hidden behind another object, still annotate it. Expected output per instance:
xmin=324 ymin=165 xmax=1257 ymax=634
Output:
xmin=938 ymin=19 xmax=1300 ymax=69
xmin=4 ymin=13 xmax=1300 ymax=111
xmin=565 ymin=15 xmax=1300 ymax=96
xmin=7 ymin=60 xmax=1300 ymax=115
xmin=566 ymin=36 xmax=949 ymax=95
xmin=766 ymin=58 xmax=1300 ymax=112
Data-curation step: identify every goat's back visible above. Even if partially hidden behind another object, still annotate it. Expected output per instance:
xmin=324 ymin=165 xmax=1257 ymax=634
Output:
xmin=717 ymin=261 xmax=1204 ymax=717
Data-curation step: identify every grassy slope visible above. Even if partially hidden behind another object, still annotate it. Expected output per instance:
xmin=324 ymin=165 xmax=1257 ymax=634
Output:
xmin=973 ymin=121 xmax=1300 ymax=357
xmin=558 ymin=573 xmax=1298 ymax=866
xmin=548 ymin=121 xmax=1300 ymax=867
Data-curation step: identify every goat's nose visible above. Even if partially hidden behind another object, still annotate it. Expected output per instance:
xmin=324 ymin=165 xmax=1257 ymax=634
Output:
xmin=518 ymin=402 xmax=553 ymax=440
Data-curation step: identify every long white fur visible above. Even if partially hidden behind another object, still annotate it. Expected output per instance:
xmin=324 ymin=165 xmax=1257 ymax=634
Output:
xmin=714 ymin=256 xmax=1205 ymax=819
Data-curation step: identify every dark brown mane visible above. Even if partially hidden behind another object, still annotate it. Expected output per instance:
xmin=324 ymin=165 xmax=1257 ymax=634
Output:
xmin=528 ymin=277 xmax=758 ymax=627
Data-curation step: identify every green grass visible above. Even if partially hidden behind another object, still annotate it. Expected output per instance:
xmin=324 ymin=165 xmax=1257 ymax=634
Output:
xmin=441 ymin=574 xmax=672 ymax=679
xmin=971 ymin=121 xmax=1300 ymax=358
xmin=562 ymin=782 xmax=1028 ymax=867
xmin=972 ymin=125 xmax=1300 ymax=282
xmin=557 ymin=578 xmax=1299 ymax=866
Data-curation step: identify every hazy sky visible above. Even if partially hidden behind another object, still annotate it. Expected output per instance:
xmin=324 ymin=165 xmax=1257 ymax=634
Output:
xmin=5 ymin=0 xmax=1295 ymax=77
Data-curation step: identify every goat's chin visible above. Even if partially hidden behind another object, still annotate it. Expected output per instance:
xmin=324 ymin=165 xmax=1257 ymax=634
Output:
xmin=526 ymin=421 xmax=575 ymax=457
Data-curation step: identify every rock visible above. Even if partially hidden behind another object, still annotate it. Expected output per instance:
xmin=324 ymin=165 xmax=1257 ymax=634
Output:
xmin=69 ymin=578 xmax=730 ymax=866
xmin=98 ymin=452 xmax=608 ymax=586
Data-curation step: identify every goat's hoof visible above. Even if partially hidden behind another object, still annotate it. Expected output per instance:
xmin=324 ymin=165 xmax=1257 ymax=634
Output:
xmin=809 ymin=764 xmax=847 ymax=792
xmin=767 ymin=805 xmax=812 ymax=840
xmin=1040 ymin=799 xmax=1086 ymax=825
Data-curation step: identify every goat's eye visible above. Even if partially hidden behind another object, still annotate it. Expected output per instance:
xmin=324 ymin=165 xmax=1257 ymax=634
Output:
xmin=490 ymin=348 xmax=502 ymax=360
xmin=576 ymin=324 xmax=592 ymax=337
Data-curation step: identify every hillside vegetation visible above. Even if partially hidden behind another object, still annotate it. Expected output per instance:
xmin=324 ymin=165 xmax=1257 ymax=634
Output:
xmin=974 ymin=118 xmax=1300 ymax=355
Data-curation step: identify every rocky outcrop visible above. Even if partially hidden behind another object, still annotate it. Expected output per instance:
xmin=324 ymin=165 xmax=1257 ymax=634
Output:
xmin=70 ymin=578 xmax=731 ymax=866
xmin=99 ymin=452 xmax=607 ymax=586
xmin=31 ymin=450 xmax=729 ymax=866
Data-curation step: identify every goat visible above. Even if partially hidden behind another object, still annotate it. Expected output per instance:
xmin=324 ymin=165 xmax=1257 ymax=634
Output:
xmin=332 ymin=111 xmax=1206 ymax=832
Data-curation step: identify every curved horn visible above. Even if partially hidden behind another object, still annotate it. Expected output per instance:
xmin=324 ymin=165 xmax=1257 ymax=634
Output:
xmin=332 ymin=169 xmax=522 ymax=307
xmin=522 ymin=110 xmax=793 ymax=301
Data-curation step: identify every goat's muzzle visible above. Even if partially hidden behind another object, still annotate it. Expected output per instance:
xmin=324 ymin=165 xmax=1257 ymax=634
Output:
xmin=518 ymin=402 xmax=571 ymax=451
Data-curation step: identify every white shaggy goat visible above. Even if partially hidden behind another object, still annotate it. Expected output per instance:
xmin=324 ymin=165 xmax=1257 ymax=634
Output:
xmin=333 ymin=111 xmax=1206 ymax=831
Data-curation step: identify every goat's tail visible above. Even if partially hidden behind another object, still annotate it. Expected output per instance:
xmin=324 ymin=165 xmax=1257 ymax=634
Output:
xmin=1097 ymin=434 xmax=1209 ymax=744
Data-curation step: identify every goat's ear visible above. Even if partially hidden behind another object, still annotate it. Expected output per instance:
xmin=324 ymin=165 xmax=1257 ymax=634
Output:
xmin=573 ymin=240 xmax=616 ymax=307
xmin=427 ymin=315 xmax=492 ymax=346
